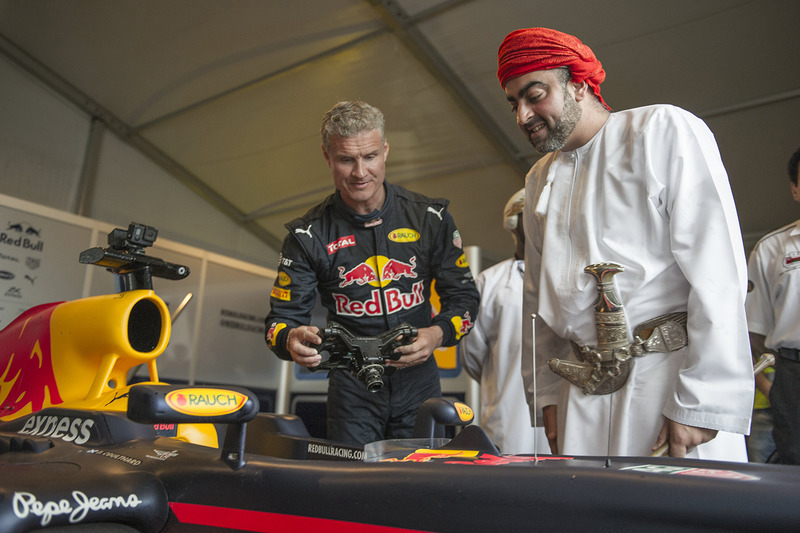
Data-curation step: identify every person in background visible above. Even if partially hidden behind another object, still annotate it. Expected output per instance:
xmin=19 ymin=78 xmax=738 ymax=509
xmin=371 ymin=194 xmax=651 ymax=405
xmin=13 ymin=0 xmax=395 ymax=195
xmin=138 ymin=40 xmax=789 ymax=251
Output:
xmin=461 ymin=188 xmax=549 ymax=454
xmin=745 ymin=146 xmax=800 ymax=464
xmin=745 ymin=360 xmax=775 ymax=462
xmin=498 ymin=27 xmax=753 ymax=459
xmin=264 ymin=101 xmax=480 ymax=446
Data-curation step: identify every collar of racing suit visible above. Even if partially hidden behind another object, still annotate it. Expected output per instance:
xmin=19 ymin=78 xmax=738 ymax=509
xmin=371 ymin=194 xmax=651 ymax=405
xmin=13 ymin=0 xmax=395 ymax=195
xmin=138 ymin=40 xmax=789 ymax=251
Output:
xmin=334 ymin=182 xmax=395 ymax=227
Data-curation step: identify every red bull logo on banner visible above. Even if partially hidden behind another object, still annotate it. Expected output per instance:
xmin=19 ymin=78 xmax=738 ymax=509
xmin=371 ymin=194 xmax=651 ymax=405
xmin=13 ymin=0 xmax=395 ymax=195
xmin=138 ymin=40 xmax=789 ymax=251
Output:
xmin=338 ymin=255 xmax=418 ymax=288
xmin=0 ymin=303 xmax=63 ymax=418
xmin=333 ymin=280 xmax=425 ymax=317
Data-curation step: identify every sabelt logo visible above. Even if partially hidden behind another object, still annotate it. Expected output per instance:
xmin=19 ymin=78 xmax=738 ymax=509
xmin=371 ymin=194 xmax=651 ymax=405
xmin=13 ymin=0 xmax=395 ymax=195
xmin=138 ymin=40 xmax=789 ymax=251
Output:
xmin=454 ymin=402 xmax=474 ymax=423
xmin=165 ymin=388 xmax=248 ymax=416
xmin=327 ymin=235 xmax=356 ymax=255
xmin=388 ymin=228 xmax=420 ymax=243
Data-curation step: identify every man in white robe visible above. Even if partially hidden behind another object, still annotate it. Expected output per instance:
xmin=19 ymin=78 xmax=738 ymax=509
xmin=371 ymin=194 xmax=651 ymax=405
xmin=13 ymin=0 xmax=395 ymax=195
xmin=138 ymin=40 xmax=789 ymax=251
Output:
xmin=461 ymin=189 xmax=549 ymax=454
xmin=497 ymin=27 xmax=753 ymax=459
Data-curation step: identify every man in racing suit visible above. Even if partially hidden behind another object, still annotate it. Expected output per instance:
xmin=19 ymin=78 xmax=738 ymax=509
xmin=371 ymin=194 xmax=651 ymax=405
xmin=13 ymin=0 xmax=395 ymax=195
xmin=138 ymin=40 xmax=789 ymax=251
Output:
xmin=265 ymin=101 xmax=480 ymax=446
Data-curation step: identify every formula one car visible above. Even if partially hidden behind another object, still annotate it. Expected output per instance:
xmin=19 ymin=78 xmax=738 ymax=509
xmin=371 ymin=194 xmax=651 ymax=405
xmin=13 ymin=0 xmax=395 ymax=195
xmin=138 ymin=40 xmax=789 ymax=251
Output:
xmin=2 ymin=224 xmax=800 ymax=532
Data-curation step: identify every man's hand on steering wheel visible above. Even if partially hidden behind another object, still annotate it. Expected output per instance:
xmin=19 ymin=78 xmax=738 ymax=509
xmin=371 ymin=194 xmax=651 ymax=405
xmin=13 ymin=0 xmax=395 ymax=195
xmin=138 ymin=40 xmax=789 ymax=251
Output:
xmin=387 ymin=325 xmax=444 ymax=369
xmin=286 ymin=326 xmax=323 ymax=368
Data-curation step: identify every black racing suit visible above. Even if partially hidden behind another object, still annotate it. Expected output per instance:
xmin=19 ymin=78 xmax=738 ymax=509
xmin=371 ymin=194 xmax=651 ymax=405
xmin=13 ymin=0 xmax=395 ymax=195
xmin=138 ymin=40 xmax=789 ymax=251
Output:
xmin=265 ymin=183 xmax=480 ymax=445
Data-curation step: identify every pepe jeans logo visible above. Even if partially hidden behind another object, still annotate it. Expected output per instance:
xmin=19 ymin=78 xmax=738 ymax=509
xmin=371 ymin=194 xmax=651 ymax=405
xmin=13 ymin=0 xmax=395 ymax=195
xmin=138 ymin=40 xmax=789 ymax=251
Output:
xmin=13 ymin=490 xmax=143 ymax=527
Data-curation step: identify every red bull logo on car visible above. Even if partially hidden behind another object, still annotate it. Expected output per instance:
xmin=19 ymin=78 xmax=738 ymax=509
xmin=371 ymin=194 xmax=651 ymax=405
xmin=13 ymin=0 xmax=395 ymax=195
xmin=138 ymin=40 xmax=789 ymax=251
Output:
xmin=338 ymin=256 xmax=418 ymax=288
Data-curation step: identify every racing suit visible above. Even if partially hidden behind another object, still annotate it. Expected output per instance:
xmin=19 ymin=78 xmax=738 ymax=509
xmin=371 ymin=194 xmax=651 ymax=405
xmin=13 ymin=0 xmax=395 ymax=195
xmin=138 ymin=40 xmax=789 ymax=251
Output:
xmin=265 ymin=182 xmax=480 ymax=445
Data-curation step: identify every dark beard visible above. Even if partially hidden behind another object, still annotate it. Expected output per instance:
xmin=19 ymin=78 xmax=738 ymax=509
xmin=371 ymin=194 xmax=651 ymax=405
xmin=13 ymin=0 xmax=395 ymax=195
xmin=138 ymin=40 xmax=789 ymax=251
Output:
xmin=529 ymin=93 xmax=582 ymax=154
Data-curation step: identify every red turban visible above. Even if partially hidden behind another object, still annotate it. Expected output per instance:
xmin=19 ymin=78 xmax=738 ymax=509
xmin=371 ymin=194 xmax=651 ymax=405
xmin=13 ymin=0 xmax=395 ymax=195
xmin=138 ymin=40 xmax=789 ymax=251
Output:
xmin=497 ymin=28 xmax=610 ymax=110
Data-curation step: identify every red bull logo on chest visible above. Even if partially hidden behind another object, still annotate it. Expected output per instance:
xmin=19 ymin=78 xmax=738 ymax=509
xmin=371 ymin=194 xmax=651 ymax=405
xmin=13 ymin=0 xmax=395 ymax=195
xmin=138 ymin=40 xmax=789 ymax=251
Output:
xmin=334 ymin=280 xmax=425 ymax=317
xmin=338 ymin=255 xmax=417 ymax=288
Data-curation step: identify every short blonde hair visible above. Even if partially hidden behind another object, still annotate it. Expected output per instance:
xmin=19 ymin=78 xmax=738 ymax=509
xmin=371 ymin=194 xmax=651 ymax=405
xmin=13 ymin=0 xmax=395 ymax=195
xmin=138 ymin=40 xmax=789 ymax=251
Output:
xmin=321 ymin=101 xmax=385 ymax=151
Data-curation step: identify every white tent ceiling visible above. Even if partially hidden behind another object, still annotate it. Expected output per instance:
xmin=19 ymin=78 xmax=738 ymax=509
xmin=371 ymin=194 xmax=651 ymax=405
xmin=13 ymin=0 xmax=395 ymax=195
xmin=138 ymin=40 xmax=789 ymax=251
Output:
xmin=2 ymin=0 xmax=799 ymax=263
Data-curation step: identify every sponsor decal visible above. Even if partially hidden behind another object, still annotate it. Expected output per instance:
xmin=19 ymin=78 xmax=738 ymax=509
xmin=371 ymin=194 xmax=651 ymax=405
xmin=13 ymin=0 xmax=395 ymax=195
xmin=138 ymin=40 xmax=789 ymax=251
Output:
xmin=266 ymin=322 xmax=287 ymax=347
xmin=219 ymin=309 xmax=265 ymax=334
xmin=18 ymin=415 xmax=95 ymax=445
xmin=271 ymin=286 xmax=291 ymax=301
xmin=104 ymin=390 xmax=130 ymax=407
xmin=747 ymin=280 xmax=754 ymax=293
xmin=784 ymin=251 xmax=800 ymax=268
xmin=452 ymin=230 xmax=462 ymax=249
xmin=85 ymin=448 xmax=143 ymax=466
xmin=0 ymin=252 xmax=19 ymax=263
xmin=5 ymin=286 xmax=22 ymax=298
xmin=0 ymin=221 xmax=44 ymax=252
xmin=278 ymin=271 xmax=291 ymax=286
xmin=621 ymin=464 xmax=759 ymax=480
xmin=338 ymin=255 xmax=417 ymax=288
xmin=384 ymin=449 xmax=479 ymax=462
xmin=333 ymin=280 xmax=425 ymax=317
xmin=450 ymin=311 xmax=474 ymax=341
xmin=24 ymin=274 xmax=36 ymax=285
xmin=455 ymin=254 xmax=469 ymax=268
xmin=146 ymin=449 xmax=179 ymax=461
xmin=388 ymin=228 xmax=420 ymax=243
xmin=165 ymin=388 xmax=248 ymax=416
xmin=1 ymin=304 xmax=63 ymax=416
xmin=454 ymin=401 xmax=473 ymax=422
xmin=327 ymin=235 xmax=356 ymax=255
xmin=26 ymin=257 xmax=41 ymax=270
xmin=294 ymin=224 xmax=313 ymax=239
xmin=153 ymin=422 xmax=178 ymax=437
xmin=278 ymin=253 xmax=293 ymax=268
xmin=426 ymin=206 xmax=444 ymax=220
xmin=0 ymin=270 xmax=14 ymax=280
xmin=13 ymin=490 xmax=143 ymax=527
xmin=307 ymin=443 xmax=364 ymax=460
xmin=443 ymin=454 xmax=574 ymax=466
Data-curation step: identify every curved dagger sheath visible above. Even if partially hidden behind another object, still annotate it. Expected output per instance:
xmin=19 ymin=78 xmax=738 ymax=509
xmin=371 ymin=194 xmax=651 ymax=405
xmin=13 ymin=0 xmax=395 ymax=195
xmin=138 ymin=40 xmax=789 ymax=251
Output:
xmin=547 ymin=262 xmax=632 ymax=395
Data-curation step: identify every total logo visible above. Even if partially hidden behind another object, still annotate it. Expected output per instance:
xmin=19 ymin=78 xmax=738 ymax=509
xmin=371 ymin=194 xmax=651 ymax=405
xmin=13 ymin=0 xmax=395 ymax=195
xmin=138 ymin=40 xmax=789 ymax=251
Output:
xmin=327 ymin=235 xmax=356 ymax=255
xmin=338 ymin=255 xmax=417 ymax=288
